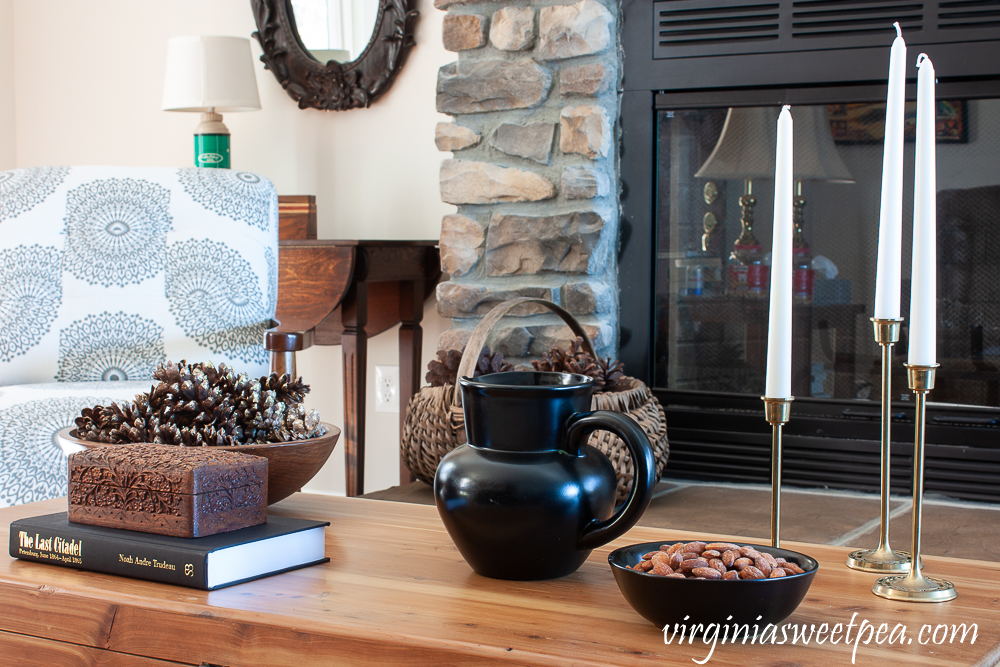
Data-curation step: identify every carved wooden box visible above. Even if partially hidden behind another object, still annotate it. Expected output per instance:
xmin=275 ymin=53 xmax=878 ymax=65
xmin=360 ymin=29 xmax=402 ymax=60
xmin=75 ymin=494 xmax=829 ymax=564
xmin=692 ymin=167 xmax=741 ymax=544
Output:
xmin=68 ymin=444 xmax=268 ymax=538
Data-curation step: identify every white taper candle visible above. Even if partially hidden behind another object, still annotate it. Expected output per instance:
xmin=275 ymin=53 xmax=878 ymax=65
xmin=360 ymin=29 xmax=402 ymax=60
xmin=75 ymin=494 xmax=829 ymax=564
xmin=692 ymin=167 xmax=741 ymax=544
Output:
xmin=908 ymin=54 xmax=937 ymax=366
xmin=765 ymin=106 xmax=794 ymax=399
xmin=874 ymin=22 xmax=907 ymax=320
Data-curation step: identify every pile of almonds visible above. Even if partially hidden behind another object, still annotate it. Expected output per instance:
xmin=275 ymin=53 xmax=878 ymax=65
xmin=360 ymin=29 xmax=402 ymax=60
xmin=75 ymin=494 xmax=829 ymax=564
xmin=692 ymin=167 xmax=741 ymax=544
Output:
xmin=630 ymin=541 xmax=806 ymax=580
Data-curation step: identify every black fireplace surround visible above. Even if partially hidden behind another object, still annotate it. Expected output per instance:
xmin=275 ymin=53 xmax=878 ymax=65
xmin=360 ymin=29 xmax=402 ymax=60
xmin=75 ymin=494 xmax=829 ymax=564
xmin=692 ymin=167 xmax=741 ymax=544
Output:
xmin=618 ymin=0 xmax=1000 ymax=501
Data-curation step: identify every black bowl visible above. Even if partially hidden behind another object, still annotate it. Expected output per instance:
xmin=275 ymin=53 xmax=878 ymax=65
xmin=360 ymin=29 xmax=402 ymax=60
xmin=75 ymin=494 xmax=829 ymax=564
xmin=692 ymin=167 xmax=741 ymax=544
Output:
xmin=609 ymin=540 xmax=819 ymax=630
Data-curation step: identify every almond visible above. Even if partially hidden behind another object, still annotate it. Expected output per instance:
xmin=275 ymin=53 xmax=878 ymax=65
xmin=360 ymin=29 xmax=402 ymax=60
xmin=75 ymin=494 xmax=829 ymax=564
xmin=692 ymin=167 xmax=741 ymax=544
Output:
xmin=683 ymin=541 xmax=708 ymax=555
xmin=629 ymin=539 xmax=807 ymax=582
xmin=653 ymin=562 xmax=675 ymax=576
xmin=651 ymin=551 xmax=672 ymax=566
xmin=678 ymin=558 xmax=709 ymax=573
xmin=692 ymin=567 xmax=722 ymax=580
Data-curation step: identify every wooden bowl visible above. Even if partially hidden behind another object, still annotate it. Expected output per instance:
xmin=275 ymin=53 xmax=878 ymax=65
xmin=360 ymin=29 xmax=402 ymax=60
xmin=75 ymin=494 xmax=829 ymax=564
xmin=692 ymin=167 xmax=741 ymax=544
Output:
xmin=56 ymin=424 xmax=340 ymax=505
xmin=608 ymin=540 xmax=818 ymax=630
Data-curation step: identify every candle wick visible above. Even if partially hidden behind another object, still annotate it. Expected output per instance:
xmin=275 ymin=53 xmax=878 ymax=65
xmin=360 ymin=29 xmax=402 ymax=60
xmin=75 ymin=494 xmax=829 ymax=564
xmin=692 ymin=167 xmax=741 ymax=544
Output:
xmin=917 ymin=53 xmax=929 ymax=68
xmin=781 ymin=104 xmax=790 ymax=113
xmin=893 ymin=21 xmax=902 ymax=38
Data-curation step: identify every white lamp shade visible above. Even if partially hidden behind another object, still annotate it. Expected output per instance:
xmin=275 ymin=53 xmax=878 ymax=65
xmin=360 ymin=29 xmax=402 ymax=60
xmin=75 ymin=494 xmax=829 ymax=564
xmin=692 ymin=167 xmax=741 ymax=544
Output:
xmin=792 ymin=106 xmax=854 ymax=182
xmin=162 ymin=36 xmax=261 ymax=113
xmin=696 ymin=107 xmax=779 ymax=180
xmin=696 ymin=106 xmax=854 ymax=183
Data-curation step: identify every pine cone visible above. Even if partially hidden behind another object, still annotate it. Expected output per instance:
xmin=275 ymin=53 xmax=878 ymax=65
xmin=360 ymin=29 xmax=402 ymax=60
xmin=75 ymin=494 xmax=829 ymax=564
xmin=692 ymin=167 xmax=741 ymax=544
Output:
xmin=531 ymin=338 xmax=632 ymax=393
xmin=271 ymin=403 xmax=328 ymax=442
xmin=596 ymin=357 xmax=632 ymax=393
xmin=260 ymin=372 xmax=310 ymax=405
xmin=532 ymin=337 xmax=591 ymax=374
xmin=426 ymin=349 xmax=463 ymax=387
xmin=474 ymin=347 xmax=513 ymax=377
xmin=426 ymin=347 xmax=513 ymax=387
xmin=74 ymin=360 xmax=320 ymax=446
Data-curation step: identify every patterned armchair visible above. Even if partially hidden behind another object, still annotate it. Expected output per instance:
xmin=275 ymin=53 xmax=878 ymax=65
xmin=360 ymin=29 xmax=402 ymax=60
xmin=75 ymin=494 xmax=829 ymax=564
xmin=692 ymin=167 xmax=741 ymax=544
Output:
xmin=0 ymin=166 xmax=278 ymax=507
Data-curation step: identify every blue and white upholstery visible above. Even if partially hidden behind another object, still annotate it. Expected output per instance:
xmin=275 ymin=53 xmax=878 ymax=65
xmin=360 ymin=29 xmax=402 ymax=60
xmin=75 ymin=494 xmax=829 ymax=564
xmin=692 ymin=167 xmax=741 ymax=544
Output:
xmin=0 ymin=166 xmax=278 ymax=507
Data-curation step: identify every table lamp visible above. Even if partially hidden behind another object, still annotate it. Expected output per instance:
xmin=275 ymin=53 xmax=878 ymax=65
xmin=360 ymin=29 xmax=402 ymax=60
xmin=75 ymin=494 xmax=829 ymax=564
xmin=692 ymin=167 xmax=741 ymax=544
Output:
xmin=788 ymin=105 xmax=855 ymax=248
xmin=162 ymin=36 xmax=261 ymax=169
xmin=696 ymin=107 xmax=779 ymax=269
xmin=695 ymin=106 xmax=853 ymax=262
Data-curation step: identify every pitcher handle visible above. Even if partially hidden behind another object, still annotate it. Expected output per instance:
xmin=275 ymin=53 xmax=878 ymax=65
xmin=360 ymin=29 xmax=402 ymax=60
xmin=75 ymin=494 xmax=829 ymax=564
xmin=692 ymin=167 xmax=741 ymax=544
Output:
xmin=569 ymin=411 xmax=657 ymax=551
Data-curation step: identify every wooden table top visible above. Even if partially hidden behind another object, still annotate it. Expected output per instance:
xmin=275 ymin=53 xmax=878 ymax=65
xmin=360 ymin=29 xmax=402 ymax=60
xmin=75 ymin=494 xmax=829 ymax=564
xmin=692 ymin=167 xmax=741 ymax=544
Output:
xmin=2 ymin=494 xmax=998 ymax=666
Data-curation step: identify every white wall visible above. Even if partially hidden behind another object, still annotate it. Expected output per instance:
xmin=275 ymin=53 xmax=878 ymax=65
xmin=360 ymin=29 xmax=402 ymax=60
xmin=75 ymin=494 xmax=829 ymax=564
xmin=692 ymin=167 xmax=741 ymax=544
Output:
xmin=7 ymin=0 xmax=453 ymax=495
xmin=0 ymin=0 xmax=14 ymax=170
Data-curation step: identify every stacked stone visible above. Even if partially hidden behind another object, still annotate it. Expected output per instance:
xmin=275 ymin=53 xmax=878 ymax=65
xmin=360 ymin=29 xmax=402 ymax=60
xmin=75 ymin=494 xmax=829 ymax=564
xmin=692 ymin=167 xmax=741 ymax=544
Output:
xmin=434 ymin=0 xmax=620 ymax=362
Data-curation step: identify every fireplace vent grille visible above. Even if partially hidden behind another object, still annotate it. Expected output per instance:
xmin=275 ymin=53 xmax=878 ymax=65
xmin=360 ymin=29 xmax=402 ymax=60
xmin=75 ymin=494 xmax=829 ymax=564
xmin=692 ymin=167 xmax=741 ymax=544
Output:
xmin=658 ymin=395 xmax=1000 ymax=503
xmin=653 ymin=0 xmax=997 ymax=60
xmin=791 ymin=0 xmax=924 ymax=38
xmin=937 ymin=0 xmax=1000 ymax=29
xmin=655 ymin=3 xmax=781 ymax=49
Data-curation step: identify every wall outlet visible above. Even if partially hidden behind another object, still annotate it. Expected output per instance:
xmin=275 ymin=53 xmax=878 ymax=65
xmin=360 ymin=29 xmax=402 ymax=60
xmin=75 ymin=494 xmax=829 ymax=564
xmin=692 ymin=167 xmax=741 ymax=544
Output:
xmin=375 ymin=365 xmax=399 ymax=413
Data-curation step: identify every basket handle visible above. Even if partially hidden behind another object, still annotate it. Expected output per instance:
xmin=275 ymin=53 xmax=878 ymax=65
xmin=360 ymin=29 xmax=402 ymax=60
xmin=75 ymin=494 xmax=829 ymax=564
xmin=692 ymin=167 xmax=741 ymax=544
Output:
xmin=449 ymin=298 xmax=598 ymax=410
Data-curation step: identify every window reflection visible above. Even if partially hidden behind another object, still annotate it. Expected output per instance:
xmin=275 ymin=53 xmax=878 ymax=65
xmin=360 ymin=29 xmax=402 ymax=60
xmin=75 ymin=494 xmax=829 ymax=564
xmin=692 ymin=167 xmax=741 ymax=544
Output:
xmin=290 ymin=0 xmax=379 ymax=63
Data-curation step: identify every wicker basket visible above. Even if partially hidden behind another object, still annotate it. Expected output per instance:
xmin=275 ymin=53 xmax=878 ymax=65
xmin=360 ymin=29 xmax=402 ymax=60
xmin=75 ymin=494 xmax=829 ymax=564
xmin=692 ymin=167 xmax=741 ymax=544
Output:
xmin=401 ymin=297 xmax=669 ymax=501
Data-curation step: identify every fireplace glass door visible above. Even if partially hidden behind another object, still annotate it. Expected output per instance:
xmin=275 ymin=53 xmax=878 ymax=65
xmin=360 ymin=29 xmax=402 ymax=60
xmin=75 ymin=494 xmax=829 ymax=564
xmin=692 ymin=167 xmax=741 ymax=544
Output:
xmin=653 ymin=99 xmax=1000 ymax=409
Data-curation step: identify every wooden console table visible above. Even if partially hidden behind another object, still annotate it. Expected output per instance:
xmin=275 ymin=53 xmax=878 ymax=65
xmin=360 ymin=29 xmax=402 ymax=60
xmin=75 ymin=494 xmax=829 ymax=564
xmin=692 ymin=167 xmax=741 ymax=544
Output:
xmin=2 ymin=495 xmax=998 ymax=666
xmin=270 ymin=198 xmax=439 ymax=495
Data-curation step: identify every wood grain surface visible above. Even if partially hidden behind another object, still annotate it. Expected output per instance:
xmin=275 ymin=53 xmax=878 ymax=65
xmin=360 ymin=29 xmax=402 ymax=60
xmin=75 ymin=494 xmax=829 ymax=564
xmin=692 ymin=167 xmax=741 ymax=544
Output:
xmin=0 ymin=630 xmax=187 ymax=666
xmin=273 ymin=241 xmax=355 ymax=337
xmin=278 ymin=195 xmax=317 ymax=241
xmin=2 ymin=494 xmax=997 ymax=666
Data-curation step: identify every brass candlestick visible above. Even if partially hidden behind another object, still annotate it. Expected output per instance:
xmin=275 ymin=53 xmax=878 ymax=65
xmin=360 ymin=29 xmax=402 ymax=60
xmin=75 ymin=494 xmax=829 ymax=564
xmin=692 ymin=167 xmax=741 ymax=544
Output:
xmin=872 ymin=364 xmax=957 ymax=602
xmin=847 ymin=318 xmax=914 ymax=573
xmin=763 ymin=396 xmax=793 ymax=548
xmin=730 ymin=179 xmax=762 ymax=264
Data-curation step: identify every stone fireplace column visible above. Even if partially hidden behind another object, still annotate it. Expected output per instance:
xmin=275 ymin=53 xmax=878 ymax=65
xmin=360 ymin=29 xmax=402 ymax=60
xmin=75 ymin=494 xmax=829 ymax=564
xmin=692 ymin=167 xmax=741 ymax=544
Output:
xmin=434 ymin=0 xmax=621 ymax=363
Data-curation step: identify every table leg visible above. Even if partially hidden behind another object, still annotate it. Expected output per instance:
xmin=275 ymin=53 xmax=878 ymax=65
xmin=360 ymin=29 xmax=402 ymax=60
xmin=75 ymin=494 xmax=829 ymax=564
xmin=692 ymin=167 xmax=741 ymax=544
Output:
xmin=398 ymin=280 xmax=425 ymax=485
xmin=342 ymin=282 xmax=368 ymax=497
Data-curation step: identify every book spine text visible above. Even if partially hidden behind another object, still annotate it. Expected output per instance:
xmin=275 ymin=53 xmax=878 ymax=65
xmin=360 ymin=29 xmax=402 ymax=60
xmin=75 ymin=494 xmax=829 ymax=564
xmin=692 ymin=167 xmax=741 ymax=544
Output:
xmin=9 ymin=522 xmax=208 ymax=589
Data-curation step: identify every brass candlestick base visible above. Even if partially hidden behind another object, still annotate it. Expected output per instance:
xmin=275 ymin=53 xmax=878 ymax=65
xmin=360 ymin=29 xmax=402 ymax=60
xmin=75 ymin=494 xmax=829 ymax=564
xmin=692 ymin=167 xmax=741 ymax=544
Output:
xmin=763 ymin=396 xmax=793 ymax=549
xmin=846 ymin=547 xmax=914 ymax=573
xmin=873 ymin=364 xmax=956 ymax=603
xmin=847 ymin=318 xmax=915 ymax=574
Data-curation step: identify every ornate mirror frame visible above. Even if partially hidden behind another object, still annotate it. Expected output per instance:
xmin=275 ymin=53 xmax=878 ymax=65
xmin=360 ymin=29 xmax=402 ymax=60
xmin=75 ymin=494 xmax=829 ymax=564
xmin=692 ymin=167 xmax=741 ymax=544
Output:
xmin=251 ymin=0 xmax=418 ymax=111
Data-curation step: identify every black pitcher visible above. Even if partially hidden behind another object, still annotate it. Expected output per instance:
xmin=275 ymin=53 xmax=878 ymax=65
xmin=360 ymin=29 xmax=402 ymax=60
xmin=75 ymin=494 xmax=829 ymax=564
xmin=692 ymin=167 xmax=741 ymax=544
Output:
xmin=434 ymin=371 xmax=656 ymax=580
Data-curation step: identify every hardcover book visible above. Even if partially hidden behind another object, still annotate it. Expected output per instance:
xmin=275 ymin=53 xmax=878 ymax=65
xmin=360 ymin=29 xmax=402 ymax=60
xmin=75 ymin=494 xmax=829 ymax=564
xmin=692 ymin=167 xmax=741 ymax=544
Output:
xmin=9 ymin=512 xmax=329 ymax=590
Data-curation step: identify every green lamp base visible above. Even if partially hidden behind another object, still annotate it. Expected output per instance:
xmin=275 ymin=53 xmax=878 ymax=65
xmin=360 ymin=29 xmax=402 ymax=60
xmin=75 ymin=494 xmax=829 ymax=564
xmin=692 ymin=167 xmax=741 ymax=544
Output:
xmin=195 ymin=134 xmax=230 ymax=169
